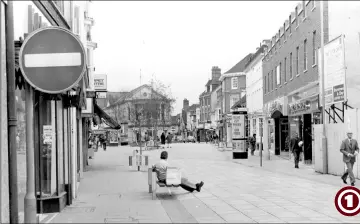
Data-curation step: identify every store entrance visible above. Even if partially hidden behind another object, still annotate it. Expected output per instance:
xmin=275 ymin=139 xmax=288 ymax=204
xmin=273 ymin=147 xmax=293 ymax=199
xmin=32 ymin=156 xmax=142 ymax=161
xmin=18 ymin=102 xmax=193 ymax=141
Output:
xmin=280 ymin=118 xmax=289 ymax=157
xmin=303 ymin=114 xmax=312 ymax=164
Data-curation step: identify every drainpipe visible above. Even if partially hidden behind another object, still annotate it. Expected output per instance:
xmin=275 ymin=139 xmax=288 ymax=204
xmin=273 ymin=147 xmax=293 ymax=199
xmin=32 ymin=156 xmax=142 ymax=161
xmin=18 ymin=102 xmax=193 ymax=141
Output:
xmin=5 ymin=1 xmax=19 ymax=223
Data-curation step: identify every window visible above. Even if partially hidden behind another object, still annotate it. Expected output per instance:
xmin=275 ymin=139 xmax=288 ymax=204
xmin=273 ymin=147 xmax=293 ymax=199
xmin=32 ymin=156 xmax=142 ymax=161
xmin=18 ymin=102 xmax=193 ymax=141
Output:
xmin=231 ymin=77 xmax=238 ymax=89
xmin=290 ymin=52 xmax=293 ymax=79
xmin=312 ymin=0 xmax=315 ymax=9
xmin=271 ymin=70 xmax=273 ymax=91
xmin=73 ymin=6 xmax=80 ymax=35
xmin=276 ymin=65 xmax=280 ymax=85
xmin=304 ymin=39 xmax=308 ymax=70
xmin=284 ymin=57 xmax=287 ymax=82
xmin=312 ymin=31 xmax=317 ymax=65
xmin=303 ymin=0 xmax=307 ymax=18
xmin=289 ymin=15 xmax=292 ymax=35
xmin=295 ymin=7 xmax=298 ymax=27
xmin=284 ymin=23 xmax=287 ymax=41
xmin=296 ymin=46 xmax=299 ymax=75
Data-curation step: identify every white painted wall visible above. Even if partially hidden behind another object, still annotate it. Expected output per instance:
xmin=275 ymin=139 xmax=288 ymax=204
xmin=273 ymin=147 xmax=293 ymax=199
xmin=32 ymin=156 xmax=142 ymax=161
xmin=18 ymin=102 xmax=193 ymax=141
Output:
xmin=246 ymin=56 xmax=263 ymax=114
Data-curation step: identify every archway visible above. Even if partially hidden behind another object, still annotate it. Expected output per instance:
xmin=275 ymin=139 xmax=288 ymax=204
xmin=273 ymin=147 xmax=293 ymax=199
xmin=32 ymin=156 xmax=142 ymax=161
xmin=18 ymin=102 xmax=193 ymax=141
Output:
xmin=270 ymin=110 xmax=288 ymax=156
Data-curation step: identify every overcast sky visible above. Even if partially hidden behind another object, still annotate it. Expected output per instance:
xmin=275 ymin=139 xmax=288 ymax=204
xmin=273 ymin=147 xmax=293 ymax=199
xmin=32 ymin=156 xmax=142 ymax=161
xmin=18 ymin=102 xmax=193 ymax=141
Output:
xmin=92 ymin=1 xmax=298 ymax=114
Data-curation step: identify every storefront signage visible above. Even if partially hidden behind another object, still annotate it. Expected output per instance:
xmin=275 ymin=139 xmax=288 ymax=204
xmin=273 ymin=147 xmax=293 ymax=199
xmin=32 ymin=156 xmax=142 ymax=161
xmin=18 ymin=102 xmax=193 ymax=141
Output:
xmin=94 ymin=74 xmax=107 ymax=91
xmin=43 ymin=125 xmax=52 ymax=144
xmin=96 ymin=92 xmax=107 ymax=99
xmin=19 ymin=27 xmax=86 ymax=94
xmin=322 ymin=35 xmax=346 ymax=106
xmin=288 ymin=95 xmax=319 ymax=116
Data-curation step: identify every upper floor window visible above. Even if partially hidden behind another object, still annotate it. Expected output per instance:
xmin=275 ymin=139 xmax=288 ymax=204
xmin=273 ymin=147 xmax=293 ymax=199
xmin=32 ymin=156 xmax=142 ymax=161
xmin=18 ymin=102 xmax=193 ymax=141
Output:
xmin=231 ymin=77 xmax=238 ymax=89
xmin=311 ymin=0 xmax=315 ymax=9
xmin=295 ymin=7 xmax=299 ymax=27
xmin=304 ymin=39 xmax=308 ymax=70
xmin=290 ymin=52 xmax=293 ymax=79
xmin=284 ymin=23 xmax=287 ymax=41
xmin=276 ymin=64 xmax=280 ymax=86
xmin=312 ymin=31 xmax=317 ymax=65
xmin=289 ymin=15 xmax=292 ymax=35
xmin=73 ymin=6 xmax=80 ymax=35
xmin=284 ymin=57 xmax=287 ymax=83
xmin=296 ymin=46 xmax=300 ymax=75
xmin=303 ymin=0 xmax=307 ymax=18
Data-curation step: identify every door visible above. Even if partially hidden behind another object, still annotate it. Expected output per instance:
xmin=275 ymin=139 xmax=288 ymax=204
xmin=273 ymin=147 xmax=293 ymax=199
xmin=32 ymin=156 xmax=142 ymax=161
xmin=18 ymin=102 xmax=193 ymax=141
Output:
xmin=280 ymin=118 xmax=289 ymax=155
xmin=303 ymin=114 xmax=312 ymax=163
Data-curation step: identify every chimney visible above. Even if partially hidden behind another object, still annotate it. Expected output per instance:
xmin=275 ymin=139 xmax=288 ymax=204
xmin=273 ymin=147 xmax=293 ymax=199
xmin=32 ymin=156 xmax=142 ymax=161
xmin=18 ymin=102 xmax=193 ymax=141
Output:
xmin=183 ymin=98 xmax=189 ymax=110
xmin=211 ymin=66 xmax=221 ymax=81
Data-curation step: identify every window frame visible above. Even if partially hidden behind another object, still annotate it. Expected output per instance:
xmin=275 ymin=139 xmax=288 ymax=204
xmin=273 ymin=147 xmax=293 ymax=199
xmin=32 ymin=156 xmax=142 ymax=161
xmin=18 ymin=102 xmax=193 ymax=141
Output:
xmin=231 ymin=77 xmax=238 ymax=90
xmin=284 ymin=57 xmax=287 ymax=83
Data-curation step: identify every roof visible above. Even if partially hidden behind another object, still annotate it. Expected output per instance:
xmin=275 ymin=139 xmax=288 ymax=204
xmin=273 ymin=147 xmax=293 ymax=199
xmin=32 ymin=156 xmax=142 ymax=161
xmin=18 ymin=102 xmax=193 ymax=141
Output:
xmin=205 ymin=80 xmax=212 ymax=87
xmin=224 ymin=53 xmax=253 ymax=74
xmin=231 ymin=95 xmax=246 ymax=109
xmin=245 ymin=45 xmax=267 ymax=68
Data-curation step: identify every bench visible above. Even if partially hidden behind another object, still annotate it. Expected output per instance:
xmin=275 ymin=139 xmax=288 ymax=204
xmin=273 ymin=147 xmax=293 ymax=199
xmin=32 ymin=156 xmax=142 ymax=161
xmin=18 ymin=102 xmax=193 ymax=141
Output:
xmin=148 ymin=168 xmax=180 ymax=200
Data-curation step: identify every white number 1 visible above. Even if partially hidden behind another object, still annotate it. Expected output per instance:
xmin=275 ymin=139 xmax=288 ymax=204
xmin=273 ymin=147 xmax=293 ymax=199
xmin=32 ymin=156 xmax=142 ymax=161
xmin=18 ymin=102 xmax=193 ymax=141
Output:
xmin=345 ymin=195 xmax=354 ymax=208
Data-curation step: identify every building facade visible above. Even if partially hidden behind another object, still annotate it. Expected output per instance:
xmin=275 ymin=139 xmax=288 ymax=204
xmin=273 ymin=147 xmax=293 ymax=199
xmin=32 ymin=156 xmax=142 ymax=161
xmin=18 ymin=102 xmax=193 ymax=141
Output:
xmin=0 ymin=0 xmax=100 ymax=221
xmin=104 ymin=85 xmax=172 ymax=142
xmin=220 ymin=54 xmax=251 ymax=146
xmin=262 ymin=0 xmax=325 ymax=163
xmin=245 ymin=44 xmax=268 ymax=150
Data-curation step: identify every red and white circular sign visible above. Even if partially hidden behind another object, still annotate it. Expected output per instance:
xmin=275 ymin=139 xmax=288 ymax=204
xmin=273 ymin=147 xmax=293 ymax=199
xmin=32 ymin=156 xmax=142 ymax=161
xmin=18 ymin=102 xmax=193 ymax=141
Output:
xmin=334 ymin=186 xmax=360 ymax=216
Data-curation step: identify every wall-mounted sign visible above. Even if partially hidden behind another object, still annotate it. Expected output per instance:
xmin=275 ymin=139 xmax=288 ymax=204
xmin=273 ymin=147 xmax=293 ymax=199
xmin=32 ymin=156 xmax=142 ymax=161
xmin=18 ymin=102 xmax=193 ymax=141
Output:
xmin=86 ymin=91 xmax=96 ymax=98
xmin=81 ymin=98 xmax=93 ymax=116
xmin=94 ymin=74 xmax=107 ymax=91
xmin=321 ymin=35 xmax=346 ymax=106
xmin=96 ymin=92 xmax=107 ymax=99
xmin=288 ymin=95 xmax=319 ymax=116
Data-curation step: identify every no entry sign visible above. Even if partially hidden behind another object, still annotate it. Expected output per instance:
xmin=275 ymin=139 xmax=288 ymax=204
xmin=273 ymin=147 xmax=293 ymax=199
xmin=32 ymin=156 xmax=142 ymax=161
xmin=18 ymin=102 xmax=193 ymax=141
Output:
xmin=19 ymin=27 xmax=86 ymax=94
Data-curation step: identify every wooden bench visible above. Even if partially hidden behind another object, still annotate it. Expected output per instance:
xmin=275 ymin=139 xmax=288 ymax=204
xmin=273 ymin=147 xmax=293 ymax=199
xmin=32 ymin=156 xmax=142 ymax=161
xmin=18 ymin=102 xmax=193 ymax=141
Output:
xmin=148 ymin=168 xmax=180 ymax=200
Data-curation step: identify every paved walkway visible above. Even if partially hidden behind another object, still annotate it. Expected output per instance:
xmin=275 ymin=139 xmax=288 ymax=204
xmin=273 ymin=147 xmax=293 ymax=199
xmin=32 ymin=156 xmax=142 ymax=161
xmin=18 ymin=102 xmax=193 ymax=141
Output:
xmin=50 ymin=143 xmax=360 ymax=223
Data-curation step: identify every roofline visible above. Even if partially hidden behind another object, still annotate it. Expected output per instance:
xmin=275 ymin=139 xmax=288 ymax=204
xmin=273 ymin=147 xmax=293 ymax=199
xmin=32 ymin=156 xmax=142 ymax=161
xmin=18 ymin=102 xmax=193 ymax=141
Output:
xmin=219 ymin=72 xmax=246 ymax=81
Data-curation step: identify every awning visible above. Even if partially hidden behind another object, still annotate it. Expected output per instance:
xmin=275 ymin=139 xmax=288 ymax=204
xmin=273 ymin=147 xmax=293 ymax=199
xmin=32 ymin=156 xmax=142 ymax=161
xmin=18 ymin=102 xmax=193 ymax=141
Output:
xmin=231 ymin=95 xmax=246 ymax=109
xmin=94 ymin=103 xmax=121 ymax=129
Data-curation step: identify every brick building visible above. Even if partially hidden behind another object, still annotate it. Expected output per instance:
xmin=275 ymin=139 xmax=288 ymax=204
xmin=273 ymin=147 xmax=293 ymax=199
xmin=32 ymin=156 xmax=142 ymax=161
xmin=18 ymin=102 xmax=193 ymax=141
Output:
xmin=262 ymin=0 xmax=327 ymax=163
xmin=220 ymin=54 xmax=251 ymax=146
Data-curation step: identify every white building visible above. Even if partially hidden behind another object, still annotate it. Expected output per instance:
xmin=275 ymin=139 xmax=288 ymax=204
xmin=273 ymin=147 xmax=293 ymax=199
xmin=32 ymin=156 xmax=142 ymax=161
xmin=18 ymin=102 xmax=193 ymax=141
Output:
xmin=245 ymin=45 xmax=267 ymax=146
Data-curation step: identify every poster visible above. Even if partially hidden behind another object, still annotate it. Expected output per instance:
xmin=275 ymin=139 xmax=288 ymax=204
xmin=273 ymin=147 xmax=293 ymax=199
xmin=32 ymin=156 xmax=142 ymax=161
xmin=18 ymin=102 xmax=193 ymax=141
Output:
xmin=109 ymin=131 xmax=118 ymax=143
xmin=43 ymin=125 xmax=52 ymax=144
xmin=232 ymin=114 xmax=245 ymax=139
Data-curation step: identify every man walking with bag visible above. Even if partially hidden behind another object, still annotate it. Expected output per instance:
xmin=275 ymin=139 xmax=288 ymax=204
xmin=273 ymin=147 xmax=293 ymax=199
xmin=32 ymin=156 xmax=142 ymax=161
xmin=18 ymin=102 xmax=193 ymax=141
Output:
xmin=340 ymin=130 xmax=359 ymax=186
xmin=290 ymin=133 xmax=302 ymax=169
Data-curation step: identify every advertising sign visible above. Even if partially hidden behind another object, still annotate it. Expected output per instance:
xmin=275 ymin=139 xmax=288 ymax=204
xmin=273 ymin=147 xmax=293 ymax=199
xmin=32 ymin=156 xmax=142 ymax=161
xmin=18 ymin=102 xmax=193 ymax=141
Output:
xmin=322 ymin=35 xmax=346 ymax=106
xmin=94 ymin=74 xmax=107 ymax=91
xmin=43 ymin=125 xmax=52 ymax=144
xmin=232 ymin=114 xmax=245 ymax=139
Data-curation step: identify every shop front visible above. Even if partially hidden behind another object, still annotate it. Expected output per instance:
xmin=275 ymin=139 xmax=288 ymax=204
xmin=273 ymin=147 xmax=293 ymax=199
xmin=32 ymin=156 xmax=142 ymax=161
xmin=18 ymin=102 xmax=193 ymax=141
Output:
xmin=288 ymin=89 xmax=320 ymax=164
xmin=263 ymin=96 xmax=288 ymax=156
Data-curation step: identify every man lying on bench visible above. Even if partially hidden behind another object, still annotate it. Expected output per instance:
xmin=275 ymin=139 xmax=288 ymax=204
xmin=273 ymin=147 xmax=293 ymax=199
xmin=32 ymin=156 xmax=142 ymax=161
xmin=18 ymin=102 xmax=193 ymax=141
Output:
xmin=152 ymin=151 xmax=204 ymax=192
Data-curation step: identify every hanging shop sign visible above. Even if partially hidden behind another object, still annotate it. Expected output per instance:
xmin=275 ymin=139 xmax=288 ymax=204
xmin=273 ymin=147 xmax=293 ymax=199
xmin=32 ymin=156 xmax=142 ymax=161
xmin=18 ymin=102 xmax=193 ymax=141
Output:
xmin=19 ymin=27 xmax=86 ymax=94
xmin=94 ymin=74 xmax=107 ymax=91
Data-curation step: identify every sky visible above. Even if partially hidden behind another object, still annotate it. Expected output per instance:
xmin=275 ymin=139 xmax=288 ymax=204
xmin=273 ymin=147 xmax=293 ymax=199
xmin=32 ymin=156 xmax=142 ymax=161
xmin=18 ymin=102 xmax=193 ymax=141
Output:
xmin=91 ymin=1 xmax=298 ymax=115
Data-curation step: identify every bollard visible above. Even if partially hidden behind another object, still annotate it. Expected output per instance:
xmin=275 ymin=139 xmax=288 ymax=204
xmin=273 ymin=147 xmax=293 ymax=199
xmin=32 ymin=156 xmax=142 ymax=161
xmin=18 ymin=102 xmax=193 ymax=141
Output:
xmin=129 ymin=156 xmax=133 ymax=170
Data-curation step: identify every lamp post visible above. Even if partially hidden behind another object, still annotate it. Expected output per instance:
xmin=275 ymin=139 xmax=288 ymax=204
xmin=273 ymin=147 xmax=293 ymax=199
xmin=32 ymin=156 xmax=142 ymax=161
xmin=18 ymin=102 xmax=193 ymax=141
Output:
xmin=320 ymin=0 xmax=328 ymax=174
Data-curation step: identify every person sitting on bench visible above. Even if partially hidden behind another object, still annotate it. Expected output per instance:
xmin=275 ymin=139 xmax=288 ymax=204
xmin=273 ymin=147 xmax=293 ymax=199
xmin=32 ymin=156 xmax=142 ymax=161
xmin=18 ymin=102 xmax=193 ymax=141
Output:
xmin=152 ymin=151 xmax=204 ymax=193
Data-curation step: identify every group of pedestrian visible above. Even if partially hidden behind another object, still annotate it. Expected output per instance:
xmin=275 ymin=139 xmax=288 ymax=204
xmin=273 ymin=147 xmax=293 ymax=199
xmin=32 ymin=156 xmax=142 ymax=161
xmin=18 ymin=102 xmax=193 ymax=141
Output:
xmin=160 ymin=132 xmax=173 ymax=148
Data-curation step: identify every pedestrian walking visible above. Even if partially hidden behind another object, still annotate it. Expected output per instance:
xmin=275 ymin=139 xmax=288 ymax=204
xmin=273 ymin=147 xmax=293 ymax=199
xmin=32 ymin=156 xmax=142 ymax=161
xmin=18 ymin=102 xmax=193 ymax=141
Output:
xmin=250 ymin=134 xmax=256 ymax=155
xmin=161 ymin=132 xmax=166 ymax=145
xmin=290 ymin=133 xmax=302 ymax=168
xmin=340 ymin=130 xmax=359 ymax=186
xmin=166 ymin=132 xmax=172 ymax=148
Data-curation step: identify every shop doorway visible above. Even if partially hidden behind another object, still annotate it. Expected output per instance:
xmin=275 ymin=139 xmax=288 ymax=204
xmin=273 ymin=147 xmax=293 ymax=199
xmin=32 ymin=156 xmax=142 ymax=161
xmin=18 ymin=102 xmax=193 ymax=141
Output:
xmin=280 ymin=118 xmax=289 ymax=156
xmin=302 ymin=114 xmax=312 ymax=164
